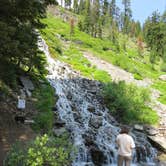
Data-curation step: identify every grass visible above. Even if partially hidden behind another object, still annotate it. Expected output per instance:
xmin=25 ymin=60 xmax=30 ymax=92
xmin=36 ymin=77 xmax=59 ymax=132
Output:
xmin=32 ymin=78 xmax=55 ymax=133
xmin=41 ymin=14 xmax=163 ymax=80
xmin=40 ymin=10 xmax=162 ymax=124
xmin=152 ymin=80 xmax=166 ymax=105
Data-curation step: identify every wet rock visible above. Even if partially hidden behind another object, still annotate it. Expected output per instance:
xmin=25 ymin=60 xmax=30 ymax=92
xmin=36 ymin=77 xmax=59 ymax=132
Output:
xmin=89 ymin=116 xmax=103 ymax=129
xmin=148 ymin=136 xmax=166 ymax=153
xmin=54 ymin=120 xmax=66 ymax=128
xmin=87 ymin=105 xmax=95 ymax=113
xmin=90 ymin=146 xmax=106 ymax=166
xmin=136 ymin=145 xmax=147 ymax=162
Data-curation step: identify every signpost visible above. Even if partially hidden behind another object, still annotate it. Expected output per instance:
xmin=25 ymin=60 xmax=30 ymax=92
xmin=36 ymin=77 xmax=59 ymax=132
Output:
xmin=17 ymin=96 xmax=26 ymax=110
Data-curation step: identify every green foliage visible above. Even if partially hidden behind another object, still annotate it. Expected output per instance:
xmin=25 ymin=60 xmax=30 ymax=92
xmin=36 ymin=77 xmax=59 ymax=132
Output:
xmin=60 ymin=46 xmax=111 ymax=83
xmin=41 ymin=13 xmax=162 ymax=80
xmin=0 ymin=80 xmax=10 ymax=100
xmin=160 ymin=62 xmax=166 ymax=72
xmin=0 ymin=61 xmax=17 ymax=88
xmin=152 ymin=80 xmax=166 ymax=104
xmin=143 ymin=11 xmax=166 ymax=63
xmin=4 ymin=134 xmax=72 ymax=166
xmin=103 ymin=81 xmax=158 ymax=124
xmin=0 ymin=0 xmax=56 ymax=87
xmin=32 ymin=80 xmax=55 ymax=133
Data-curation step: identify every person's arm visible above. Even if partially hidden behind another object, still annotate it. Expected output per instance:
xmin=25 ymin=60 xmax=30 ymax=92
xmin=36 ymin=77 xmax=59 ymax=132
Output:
xmin=130 ymin=137 xmax=135 ymax=149
xmin=116 ymin=135 xmax=120 ymax=148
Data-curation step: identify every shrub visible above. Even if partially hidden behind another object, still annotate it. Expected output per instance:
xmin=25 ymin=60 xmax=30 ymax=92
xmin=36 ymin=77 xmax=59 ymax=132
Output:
xmin=160 ymin=62 xmax=166 ymax=72
xmin=32 ymin=80 xmax=55 ymax=133
xmin=4 ymin=134 xmax=72 ymax=166
xmin=103 ymin=81 xmax=158 ymax=124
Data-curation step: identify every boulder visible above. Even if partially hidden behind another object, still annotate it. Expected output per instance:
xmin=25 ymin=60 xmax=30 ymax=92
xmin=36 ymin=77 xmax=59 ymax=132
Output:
xmin=148 ymin=136 xmax=166 ymax=153
xmin=159 ymin=75 xmax=166 ymax=81
xmin=145 ymin=126 xmax=159 ymax=136
xmin=20 ymin=76 xmax=34 ymax=91
xmin=134 ymin=124 xmax=144 ymax=131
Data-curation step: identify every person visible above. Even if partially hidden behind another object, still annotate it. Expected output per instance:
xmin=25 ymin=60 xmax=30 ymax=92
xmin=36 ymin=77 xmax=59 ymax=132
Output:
xmin=116 ymin=126 xmax=135 ymax=166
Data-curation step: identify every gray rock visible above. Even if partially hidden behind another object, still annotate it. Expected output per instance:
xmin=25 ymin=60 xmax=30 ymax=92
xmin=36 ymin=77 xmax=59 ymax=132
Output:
xmin=89 ymin=116 xmax=103 ymax=129
xmin=20 ymin=76 xmax=34 ymax=91
xmin=134 ymin=124 xmax=144 ymax=131
xmin=26 ymin=89 xmax=32 ymax=97
xmin=159 ymin=75 xmax=166 ymax=81
xmin=148 ymin=135 xmax=166 ymax=153
xmin=145 ymin=127 xmax=159 ymax=136
xmin=20 ymin=89 xmax=26 ymax=98
xmin=53 ymin=127 xmax=66 ymax=136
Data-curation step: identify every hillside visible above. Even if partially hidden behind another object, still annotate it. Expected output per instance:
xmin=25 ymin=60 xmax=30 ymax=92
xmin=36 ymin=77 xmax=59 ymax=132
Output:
xmin=39 ymin=6 xmax=166 ymax=124
xmin=1 ymin=2 xmax=166 ymax=165
xmin=42 ymin=6 xmax=166 ymax=104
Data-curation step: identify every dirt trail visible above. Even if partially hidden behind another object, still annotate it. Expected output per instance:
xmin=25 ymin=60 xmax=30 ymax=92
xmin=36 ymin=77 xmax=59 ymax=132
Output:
xmin=83 ymin=51 xmax=152 ymax=87
xmin=0 ymin=110 xmax=35 ymax=165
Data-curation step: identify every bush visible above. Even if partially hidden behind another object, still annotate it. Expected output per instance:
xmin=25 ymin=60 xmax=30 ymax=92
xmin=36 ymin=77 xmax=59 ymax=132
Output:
xmin=4 ymin=134 xmax=72 ymax=166
xmin=134 ymin=73 xmax=143 ymax=80
xmin=0 ymin=61 xmax=17 ymax=88
xmin=32 ymin=80 xmax=55 ymax=133
xmin=103 ymin=81 xmax=158 ymax=124
xmin=160 ymin=62 xmax=166 ymax=72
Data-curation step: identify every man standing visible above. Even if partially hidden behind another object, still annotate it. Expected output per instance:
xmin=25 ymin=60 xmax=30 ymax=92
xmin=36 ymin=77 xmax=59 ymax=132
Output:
xmin=116 ymin=126 xmax=135 ymax=166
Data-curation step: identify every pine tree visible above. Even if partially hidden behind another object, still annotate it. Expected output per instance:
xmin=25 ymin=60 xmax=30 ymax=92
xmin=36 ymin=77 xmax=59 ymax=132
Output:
xmin=122 ymin=0 xmax=132 ymax=34
xmin=73 ymin=0 xmax=79 ymax=13
xmin=109 ymin=0 xmax=116 ymax=20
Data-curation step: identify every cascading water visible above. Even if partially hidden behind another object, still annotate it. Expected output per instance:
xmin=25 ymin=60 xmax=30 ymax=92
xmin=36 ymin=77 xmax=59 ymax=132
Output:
xmin=38 ymin=37 xmax=158 ymax=166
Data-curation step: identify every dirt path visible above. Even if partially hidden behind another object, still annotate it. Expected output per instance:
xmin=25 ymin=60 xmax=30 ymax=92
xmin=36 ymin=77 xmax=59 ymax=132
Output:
xmin=83 ymin=51 xmax=152 ymax=87
xmin=0 ymin=110 xmax=35 ymax=165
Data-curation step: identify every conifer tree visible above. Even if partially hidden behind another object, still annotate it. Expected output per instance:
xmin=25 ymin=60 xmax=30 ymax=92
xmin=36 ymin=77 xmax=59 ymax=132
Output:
xmin=73 ymin=0 xmax=79 ymax=13
xmin=122 ymin=0 xmax=132 ymax=34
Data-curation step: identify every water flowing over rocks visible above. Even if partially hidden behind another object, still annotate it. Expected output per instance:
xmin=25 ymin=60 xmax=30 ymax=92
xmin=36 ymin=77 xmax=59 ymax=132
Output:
xmin=38 ymin=37 xmax=160 ymax=166
xmin=83 ymin=51 xmax=166 ymax=154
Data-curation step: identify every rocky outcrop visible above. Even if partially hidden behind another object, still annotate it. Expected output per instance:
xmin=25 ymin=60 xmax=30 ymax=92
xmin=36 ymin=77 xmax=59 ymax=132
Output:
xmin=148 ymin=136 xmax=166 ymax=153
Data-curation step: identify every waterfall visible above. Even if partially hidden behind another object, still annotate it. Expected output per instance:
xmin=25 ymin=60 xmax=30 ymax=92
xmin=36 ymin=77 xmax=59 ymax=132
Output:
xmin=38 ymin=37 xmax=158 ymax=166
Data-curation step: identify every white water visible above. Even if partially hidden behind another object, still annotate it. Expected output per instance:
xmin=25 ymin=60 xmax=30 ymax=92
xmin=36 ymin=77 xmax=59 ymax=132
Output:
xmin=38 ymin=37 xmax=158 ymax=166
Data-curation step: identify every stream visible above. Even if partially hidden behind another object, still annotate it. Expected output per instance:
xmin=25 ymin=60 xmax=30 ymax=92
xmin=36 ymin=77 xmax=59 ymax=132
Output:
xmin=38 ymin=37 xmax=158 ymax=166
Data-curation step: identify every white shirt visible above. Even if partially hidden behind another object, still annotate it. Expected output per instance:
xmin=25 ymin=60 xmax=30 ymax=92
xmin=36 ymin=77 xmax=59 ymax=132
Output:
xmin=116 ymin=133 xmax=135 ymax=156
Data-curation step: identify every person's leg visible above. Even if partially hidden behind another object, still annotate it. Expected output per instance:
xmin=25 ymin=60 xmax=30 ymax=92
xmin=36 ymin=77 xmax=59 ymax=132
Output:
xmin=124 ymin=156 xmax=132 ymax=166
xmin=118 ymin=155 xmax=124 ymax=166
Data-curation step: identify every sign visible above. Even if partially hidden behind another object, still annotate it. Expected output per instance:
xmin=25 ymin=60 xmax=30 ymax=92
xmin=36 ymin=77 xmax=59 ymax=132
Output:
xmin=17 ymin=99 xmax=26 ymax=109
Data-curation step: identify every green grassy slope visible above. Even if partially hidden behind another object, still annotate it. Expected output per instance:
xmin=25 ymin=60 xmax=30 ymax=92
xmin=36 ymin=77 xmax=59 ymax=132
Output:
xmin=39 ymin=8 xmax=166 ymax=124
xmin=40 ymin=12 xmax=166 ymax=106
